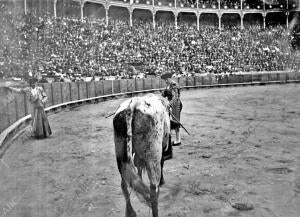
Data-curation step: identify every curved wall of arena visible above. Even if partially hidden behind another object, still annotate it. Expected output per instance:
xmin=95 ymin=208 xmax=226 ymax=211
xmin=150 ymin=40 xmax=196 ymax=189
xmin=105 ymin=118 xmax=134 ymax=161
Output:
xmin=0 ymin=78 xmax=165 ymax=133
xmin=0 ymin=71 xmax=299 ymax=148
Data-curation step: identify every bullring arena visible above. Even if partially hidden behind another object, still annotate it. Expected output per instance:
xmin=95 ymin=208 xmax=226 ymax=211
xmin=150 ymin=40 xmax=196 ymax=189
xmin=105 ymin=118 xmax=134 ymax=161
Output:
xmin=1 ymin=0 xmax=300 ymax=217
xmin=1 ymin=82 xmax=300 ymax=217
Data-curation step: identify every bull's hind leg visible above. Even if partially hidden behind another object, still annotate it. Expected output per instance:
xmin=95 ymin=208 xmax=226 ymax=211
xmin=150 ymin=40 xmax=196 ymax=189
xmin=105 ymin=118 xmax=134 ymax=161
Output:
xmin=121 ymin=178 xmax=137 ymax=217
xmin=134 ymin=155 xmax=143 ymax=180
xmin=147 ymin=162 xmax=161 ymax=217
xmin=117 ymin=156 xmax=136 ymax=217
xmin=150 ymin=183 xmax=159 ymax=217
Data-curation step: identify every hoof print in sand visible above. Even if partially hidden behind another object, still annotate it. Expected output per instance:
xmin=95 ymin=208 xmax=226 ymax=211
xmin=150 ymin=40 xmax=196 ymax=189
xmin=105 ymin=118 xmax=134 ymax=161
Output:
xmin=265 ymin=167 xmax=293 ymax=174
xmin=231 ymin=202 xmax=254 ymax=211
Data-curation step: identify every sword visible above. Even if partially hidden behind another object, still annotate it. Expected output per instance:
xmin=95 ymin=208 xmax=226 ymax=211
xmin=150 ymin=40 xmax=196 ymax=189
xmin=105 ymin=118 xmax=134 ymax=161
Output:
xmin=170 ymin=113 xmax=191 ymax=135
xmin=105 ymin=99 xmax=133 ymax=118
xmin=105 ymin=105 xmax=121 ymax=118
xmin=105 ymin=112 xmax=115 ymax=118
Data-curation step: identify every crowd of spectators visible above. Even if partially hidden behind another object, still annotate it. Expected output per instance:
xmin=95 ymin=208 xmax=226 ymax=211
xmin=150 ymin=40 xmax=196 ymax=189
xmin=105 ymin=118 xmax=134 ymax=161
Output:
xmin=0 ymin=3 xmax=299 ymax=82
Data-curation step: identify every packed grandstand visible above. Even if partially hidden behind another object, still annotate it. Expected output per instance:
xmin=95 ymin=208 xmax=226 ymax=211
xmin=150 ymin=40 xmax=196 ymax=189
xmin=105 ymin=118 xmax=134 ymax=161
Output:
xmin=0 ymin=0 xmax=299 ymax=82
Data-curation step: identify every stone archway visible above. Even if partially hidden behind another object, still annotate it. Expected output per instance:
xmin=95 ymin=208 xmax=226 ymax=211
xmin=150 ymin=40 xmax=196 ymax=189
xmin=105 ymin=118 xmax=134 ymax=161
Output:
xmin=155 ymin=11 xmax=175 ymax=25
xmin=25 ymin=0 xmax=54 ymax=14
xmin=199 ymin=13 xmax=218 ymax=27
xmin=1 ymin=0 xmax=27 ymax=14
xmin=244 ymin=13 xmax=263 ymax=28
xmin=132 ymin=9 xmax=152 ymax=25
xmin=221 ymin=13 xmax=241 ymax=28
xmin=56 ymin=0 xmax=80 ymax=19
xmin=84 ymin=2 xmax=106 ymax=20
xmin=108 ymin=6 xmax=130 ymax=24
xmin=266 ymin=12 xmax=286 ymax=27
xmin=288 ymin=11 xmax=299 ymax=26
xmin=178 ymin=12 xmax=197 ymax=27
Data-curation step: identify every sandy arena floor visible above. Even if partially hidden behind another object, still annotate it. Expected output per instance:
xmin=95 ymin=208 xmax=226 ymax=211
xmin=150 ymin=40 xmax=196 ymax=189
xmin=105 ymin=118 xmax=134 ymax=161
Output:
xmin=0 ymin=83 xmax=300 ymax=217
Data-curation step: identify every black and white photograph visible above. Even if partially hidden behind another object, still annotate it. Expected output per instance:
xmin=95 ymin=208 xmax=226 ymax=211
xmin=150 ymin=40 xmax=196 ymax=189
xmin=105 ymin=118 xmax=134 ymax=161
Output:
xmin=0 ymin=0 xmax=299 ymax=216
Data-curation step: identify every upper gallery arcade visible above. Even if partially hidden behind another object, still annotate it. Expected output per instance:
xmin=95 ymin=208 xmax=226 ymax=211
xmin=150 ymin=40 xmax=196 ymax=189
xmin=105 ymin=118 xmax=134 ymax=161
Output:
xmin=18 ymin=0 xmax=300 ymax=29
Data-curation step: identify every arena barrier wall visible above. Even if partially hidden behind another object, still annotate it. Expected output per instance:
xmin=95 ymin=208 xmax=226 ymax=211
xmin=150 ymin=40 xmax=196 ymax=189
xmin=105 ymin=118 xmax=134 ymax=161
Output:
xmin=87 ymin=81 xmax=96 ymax=98
xmin=113 ymin=80 xmax=121 ymax=94
xmin=61 ymin=82 xmax=71 ymax=103
xmin=42 ymin=83 xmax=53 ymax=107
xmin=152 ymin=78 xmax=160 ymax=89
xmin=297 ymin=72 xmax=300 ymax=81
xmin=95 ymin=81 xmax=104 ymax=96
xmin=120 ymin=79 xmax=128 ymax=93
xmin=144 ymin=78 xmax=152 ymax=90
xmin=52 ymin=83 xmax=63 ymax=105
xmin=127 ymin=79 xmax=136 ymax=92
xmin=1 ymin=70 xmax=300 ymax=154
xmin=103 ymin=80 xmax=113 ymax=95
xmin=135 ymin=79 xmax=144 ymax=91
xmin=70 ymin=82 xmax=79 ymax=101
xmin=187 ymin=77 xmax=195 ymax=86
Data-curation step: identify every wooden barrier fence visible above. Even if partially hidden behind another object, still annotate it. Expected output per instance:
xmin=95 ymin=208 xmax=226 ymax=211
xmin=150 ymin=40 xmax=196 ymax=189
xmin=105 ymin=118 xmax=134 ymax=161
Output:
xmin=0 ymin=71 xmax=299 ymax=140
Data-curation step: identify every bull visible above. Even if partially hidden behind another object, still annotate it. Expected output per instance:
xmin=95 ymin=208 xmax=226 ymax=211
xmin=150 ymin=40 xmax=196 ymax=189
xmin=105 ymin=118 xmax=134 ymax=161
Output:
xmin=113 ymin=94 xmax=171 ymax=217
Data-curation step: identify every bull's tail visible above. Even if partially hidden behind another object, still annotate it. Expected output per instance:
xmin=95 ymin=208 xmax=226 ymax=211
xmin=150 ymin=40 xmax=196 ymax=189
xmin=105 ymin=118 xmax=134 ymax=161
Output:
xmin=120 ymin=100 xmax=151 ymax=206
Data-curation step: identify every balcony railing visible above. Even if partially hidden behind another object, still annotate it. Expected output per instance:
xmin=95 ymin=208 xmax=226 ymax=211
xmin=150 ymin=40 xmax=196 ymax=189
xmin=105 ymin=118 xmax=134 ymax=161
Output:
xmin=154 ymin=0 xmax=173 ymax=7
xmin=133 ymin=0 xmax=152 ymax=5
xmin=265 ymin=4 xmax=287 ymax=10
xmin=108 ymin=0 xmax=298 ymax=11
xmin=110 ymin=0 xmax=130 ymax=4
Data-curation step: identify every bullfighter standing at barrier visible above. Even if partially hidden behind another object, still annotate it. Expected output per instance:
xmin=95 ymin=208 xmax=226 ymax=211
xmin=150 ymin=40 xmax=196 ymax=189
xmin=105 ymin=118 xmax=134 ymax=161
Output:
xmin=6 ymin=78 xmax=52 ymax=139
xmin=161 ymin=78 xmax=183 ymax=160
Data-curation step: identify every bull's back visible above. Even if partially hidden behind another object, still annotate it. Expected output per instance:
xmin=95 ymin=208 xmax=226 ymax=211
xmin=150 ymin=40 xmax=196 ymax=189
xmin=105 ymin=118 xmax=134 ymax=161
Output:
xmin=113 ymin=95 xmax=170 ymax=160
xmin=114 ymin=95 xmax=166 ymax=136
xmin=133 ymin=95 xmax=170 ymax=157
